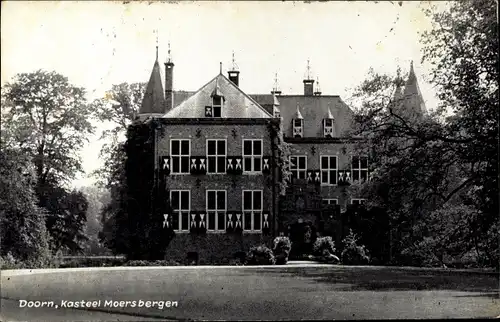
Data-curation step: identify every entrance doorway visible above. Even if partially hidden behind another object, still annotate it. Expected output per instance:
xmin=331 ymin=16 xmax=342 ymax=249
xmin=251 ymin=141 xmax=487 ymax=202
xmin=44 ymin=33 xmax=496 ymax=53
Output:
xmin=288 ymin=220 xmax=317 ymax=259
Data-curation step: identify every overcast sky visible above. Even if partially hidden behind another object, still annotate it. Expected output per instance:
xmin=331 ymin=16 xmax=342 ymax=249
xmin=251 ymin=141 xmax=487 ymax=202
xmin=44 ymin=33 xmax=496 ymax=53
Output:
xmin=1 ymin=1 xmax=443 ymax=188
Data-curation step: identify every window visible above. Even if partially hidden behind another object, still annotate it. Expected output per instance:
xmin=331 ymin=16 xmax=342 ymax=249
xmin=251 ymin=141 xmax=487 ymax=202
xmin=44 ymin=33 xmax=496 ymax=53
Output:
xmin=351 ymin=198 xmax=366 ymax=205
xmin=207 ymin=139 xmax=226 ymax=174
xmin=320 ymin=155 xmax=338 ymax=185
xmin=274 ymin=111 xmax=281 ymax=118
xmin=206 ymin=190 xmax=226 ymax=232
xmin=171 ymin=140 xmax=190 ymax=174
xmin=170 ymin=190 xmax=190 ymax=231
xmin=352 ymin=156 xmax=369 ymax=182
xmin=212 ymin=96 xmax=222 ymax=117
xmin=290 ymin=155 xmax=307 ymax=179
xmin=324 ymin=119 xmax=334 ymax=137
xmin=322 ymin=198 xmax=338 ymax=206
xmin=242 ymin=139 xmax=262 ymax=173
xmin=293 ymin=119 xmax=303 ymax=137
xmin=243 ymin=190 xmax=263 ymax=231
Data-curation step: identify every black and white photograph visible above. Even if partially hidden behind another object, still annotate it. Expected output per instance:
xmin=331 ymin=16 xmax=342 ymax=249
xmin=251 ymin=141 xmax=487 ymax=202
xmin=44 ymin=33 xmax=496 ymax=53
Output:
xmin=1 ymin=1 xmax=499 ymax=321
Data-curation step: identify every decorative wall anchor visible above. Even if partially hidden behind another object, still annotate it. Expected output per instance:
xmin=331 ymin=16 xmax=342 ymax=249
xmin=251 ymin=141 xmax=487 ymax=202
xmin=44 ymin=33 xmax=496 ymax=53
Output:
xmin=195 ymin=129 xmax=202 ymax=138
xmin=231 ymin=129 xmax=237 ymax=139
xmin=311 ymin=146 xmax=316 ymax=156
xmin=196 ymin=178 xmax=202 ymax=187
xmin=231 ymin=178 xmax=238 ymax=189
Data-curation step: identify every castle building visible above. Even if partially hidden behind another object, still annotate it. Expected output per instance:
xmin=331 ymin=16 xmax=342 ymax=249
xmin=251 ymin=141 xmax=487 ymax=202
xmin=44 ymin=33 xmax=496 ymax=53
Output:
xmin=137 ymin=47 xmax=426 ymax=263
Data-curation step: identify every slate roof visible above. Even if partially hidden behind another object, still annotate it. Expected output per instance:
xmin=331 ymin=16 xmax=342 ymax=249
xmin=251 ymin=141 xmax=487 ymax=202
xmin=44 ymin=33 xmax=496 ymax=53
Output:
xmin=140 ymin=60 xmax=165 ymax=114
xmin=163 ymin=74 xmax=273 ymax=119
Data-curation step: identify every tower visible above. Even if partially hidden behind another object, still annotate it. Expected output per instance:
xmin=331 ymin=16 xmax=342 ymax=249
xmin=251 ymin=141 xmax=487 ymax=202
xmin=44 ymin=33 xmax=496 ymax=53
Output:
xmin=228 ymin=51 xmax=240 ymax=87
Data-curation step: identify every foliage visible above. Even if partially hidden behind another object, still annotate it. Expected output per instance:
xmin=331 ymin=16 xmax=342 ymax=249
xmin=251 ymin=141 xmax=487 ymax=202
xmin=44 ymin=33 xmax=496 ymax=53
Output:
xmin=0 ymin=149 xmax=52 ymax=267
xmin=59 ymin=256 xmax=126 ymax=268
xmin=348 ymin=0 xmax=498 ymax=267
xmin=80 ymin=186 xmax=111 ymax=255
xmin=313 ymin=236 xmax=336 ymax=256
xmin=341 ymin=230 xmax=370 ymax=265
xmin=245 ymin=245 xmax=276 ymax=265
xmin=273 ymin=236 xmax=292 ymax=264
xmin=268 ymin=120 xmax=292 ymax=196
xmin=125 ymin=260 xmax=182 ymax=267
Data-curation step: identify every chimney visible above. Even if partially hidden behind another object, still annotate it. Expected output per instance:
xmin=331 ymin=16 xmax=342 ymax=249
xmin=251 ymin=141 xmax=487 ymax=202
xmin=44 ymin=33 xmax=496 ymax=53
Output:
xmin=303 ymin=59 xmax=314 ymax=96
xmin=228 ymin=51 xmax=240 ymax=86
xmin=164 ymin=42 xmax=174 ymax=112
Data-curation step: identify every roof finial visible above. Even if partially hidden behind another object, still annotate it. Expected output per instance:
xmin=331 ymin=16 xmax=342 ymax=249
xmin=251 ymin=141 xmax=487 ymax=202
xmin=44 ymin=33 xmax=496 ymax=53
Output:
xmin=220 ymin=62 xmax=222 ymax=74
xmin=306 ymin=59 xmax=312 ymax=80
xmin=273 ymin=72 xmax=279 ymax=92
xmin=231 ymin=51 xmax=239 ymax=71
xmin=155 ymin=29 xmax=159 ymax=61
xmin=167 ymin=41 xmax=172 ymax=63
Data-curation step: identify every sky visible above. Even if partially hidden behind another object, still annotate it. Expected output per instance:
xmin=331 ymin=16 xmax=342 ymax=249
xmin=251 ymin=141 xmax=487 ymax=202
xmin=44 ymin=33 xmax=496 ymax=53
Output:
xmin=1 ymin=1 xmax=443 ymax=188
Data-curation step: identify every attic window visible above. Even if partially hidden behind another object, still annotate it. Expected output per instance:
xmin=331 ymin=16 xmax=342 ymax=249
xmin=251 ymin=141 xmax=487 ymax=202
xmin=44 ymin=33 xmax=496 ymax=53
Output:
xmin=212 ymin=96 xmax=222 ymax=117
xmin=323 ymin=118 xmax=334 ymax=137
xmin=274 ymin=111 xmax=281 ymax=118
xmin=293 ymin=119 xmax=303 ymax=138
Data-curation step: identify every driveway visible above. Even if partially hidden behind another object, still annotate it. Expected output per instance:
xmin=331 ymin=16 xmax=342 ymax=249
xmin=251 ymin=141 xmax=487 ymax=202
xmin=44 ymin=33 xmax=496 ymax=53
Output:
xmin=1 ymin=265 xmax=499 ymax=321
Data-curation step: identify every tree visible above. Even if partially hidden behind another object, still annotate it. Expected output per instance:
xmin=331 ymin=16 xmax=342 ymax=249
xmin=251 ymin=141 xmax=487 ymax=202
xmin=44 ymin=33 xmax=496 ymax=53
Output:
xmin=1 ymin=70 xmax=95 ymax=253
xmin=349 ymin=0 xmax=498 ymax=267
xmin=80 ymin=186 xmax=111 ymax=255
xmin=0 ymin=149 xmax=51 ymax=267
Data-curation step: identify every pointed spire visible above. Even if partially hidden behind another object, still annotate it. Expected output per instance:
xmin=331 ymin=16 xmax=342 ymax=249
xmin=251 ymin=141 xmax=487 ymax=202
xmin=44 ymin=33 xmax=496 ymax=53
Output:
xmin=140 ymin=52 xmax=165 ymax=115
xmin=294 ymin=102 xmax=304 ymax=119
xmin=326 ymin=105 xmax=334 ymax=119
xmin=402 ymin=60 xmax=427 ymax=115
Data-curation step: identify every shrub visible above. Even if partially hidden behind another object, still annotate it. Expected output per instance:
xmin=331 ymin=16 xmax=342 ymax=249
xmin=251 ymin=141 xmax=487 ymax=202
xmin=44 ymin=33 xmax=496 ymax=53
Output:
xmin=125 ymin=260 xmax=181 ymax=266
xmin=245 ymin=245 xmax=275 ymax=265
xmin=341 ymin=230 xmax=370 ymax=265
xmin=0 ymin=253 xmax=24 ymax=269
xmin=273 ymin=237 xmax=292 ymax=265
xmin=313 ymin=236 xmax=336 ymax=256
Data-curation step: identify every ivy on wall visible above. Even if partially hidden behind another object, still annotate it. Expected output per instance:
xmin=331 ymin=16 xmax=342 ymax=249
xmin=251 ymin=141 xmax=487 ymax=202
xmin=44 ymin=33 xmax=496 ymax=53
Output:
xmin=268 ymin=119 xmax=291 ymax=196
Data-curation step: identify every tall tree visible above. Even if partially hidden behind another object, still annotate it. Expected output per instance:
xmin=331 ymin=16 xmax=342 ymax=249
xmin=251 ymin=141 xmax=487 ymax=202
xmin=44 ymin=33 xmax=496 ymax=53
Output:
xmin=349 ymin=0 xmax=498 ymax=267
xmin=2 ymin=70 xmax=95 ymax=253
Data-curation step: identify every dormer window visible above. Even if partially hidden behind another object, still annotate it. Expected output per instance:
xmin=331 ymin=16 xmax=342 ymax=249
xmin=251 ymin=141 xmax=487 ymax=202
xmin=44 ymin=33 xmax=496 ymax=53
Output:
xmin=212 ymin=95 xmax=222 ymax=117
xmin=293 ymin=119 xmax=303 ymax=138
xmin=274 ymin=111 xmax=281 ymax=118
xmin=324 ymin=118 xmax=334 ymax=137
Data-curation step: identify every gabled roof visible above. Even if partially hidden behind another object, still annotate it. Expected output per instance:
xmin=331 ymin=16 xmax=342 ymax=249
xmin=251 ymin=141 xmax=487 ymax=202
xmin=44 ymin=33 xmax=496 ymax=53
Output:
xmin=140 ymin=60 xmax=165 ymax=114
xmin=252 ymin=94 xmax=355 ymax=137
xmin=293 ymin=104 xmax=304 ymax=119
xmin=163 ymin=74 xmax=273 ymax=118
xmin=325 ymin=106 xmax=334 ymax=119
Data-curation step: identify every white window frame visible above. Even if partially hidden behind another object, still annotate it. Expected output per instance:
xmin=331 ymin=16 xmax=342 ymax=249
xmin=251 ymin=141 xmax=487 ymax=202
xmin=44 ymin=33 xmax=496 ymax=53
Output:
xmin=289 ymin=155 xmax=307 ymax=180
xmin=170 ymin=139 xmax=191 ymax=175
xmin=351 ymin=155 xmax=369 ymax=183
xmin=242 ymin=190 xmax=263 ymax=232
xmin=320 ymin=155 xmax=338 ymax=186
xmin=170 ymin=190 xmax=191 ymax=232
xmin=206 ymin=139 xmax=227 ymax=174
xmin=322 ymin=198 xmax=338 ymax=206
xmin=293 ymin=119 xmax=303 ymax=137
xmin=351 ymin=198 xmax=366 ymax=205
xmin=212 ymin=95 xmax=223 ymax=118
xmin=323 ymin=119 xmax=334 ymax=137
xmin=206 ymin=190 xmax=226 ymax=232
xmin=242 ymin=139 xmax=263 ymax=174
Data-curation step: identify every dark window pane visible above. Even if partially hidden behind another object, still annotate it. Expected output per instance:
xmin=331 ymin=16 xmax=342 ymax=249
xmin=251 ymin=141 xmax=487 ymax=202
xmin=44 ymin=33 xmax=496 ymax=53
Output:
xmin=330 ymin=157 xmax=337 ymax=169
xmin=217 ymin=141 xmax=225 ymax=154
xmin=207 ymin=191 xmax=216 ymax=209
xmin=322 ymin=200 xmax=329 ymax=206
xmin=352 ymin=156 xmax=360 ymax=169
xmin=213 ymin=106 xmax=221 ymax=117
xmin=180 ymin=157 xmax=189 ymax=173
xmin=171 ymin=140 xmax=179 ymax=155
xmin=208 ymin=212 xmax=216 ymax=230
xmin=353 ymin=171 xmax=360 ymax=181
xmin=290 ymin=157 xmax=297 ymax=170
xmin=360 ymin=157 xmax=368 ymax=169
xmin=254 ymin=157 xmax=261 ymax=171
xmin=172 ymin=157 xmax=180 ymax=173
xmin=325 ymin=119 xmax=333 ymax=127
xmin=321 ymin=156 xmax=328 ymax=169
xmin=244 ymin=158 xmax=252 ymax=171
xmin=217 ymin=157 xmax=226 ymax=172
xmin=172 ymin=213 xmax=179 ymax=230
xmin=217 ymin=191 xmax=225 ymax=209
xmin=321 ymin=171 xmax=328 ymax=183
xmin=330 ymin=170 xmax=337 ymax=184
xmin=208 ymin=156 xmax=216 ymax=173
xmin=299 ymin=171 xmax=306 ymax=179
xmin=217 ymin=213 xmax=225 ymax=231
xmin=294 ymin=119 xmax=302 ymax=127
xmin=361 ymin=170 xmax=368 ymax=181
xmin=298 ymin=156 xmax=306 ymax=169
xmin=253 ymin=140 xmax=262 ymax=155
xmin=243 ymin=141 xmax=252 ymax=155
xmin=171 ymin=191 xmax=179 ymax=209
xmin=254 ymin=212 xmax=261 ymax=230
xmin=207 ymin=141 xmax=216 ymax=155
xmin=291 ymin=171 xmax=298 ymax=179
xmin=243 ymin=191 xmax=252 ymax=210
xmin=253 ymin=191 xmax=262 ymax=210
xmin=181 ymin=141 xmax=189 ymax=155
xmin=213 ymin=96 xmax=222 ymax=106
xmin=181 ymin=191 xmax=189 ymax=210
xmin=181 ymin=212 xmax=189 ymax=230
xmin=244 ymin=212 xmax=252 ymax=230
